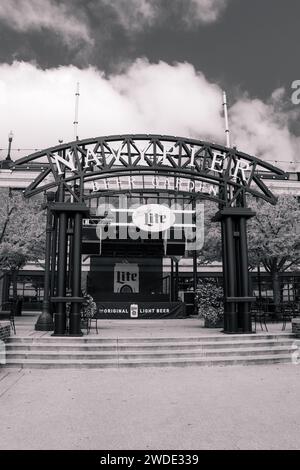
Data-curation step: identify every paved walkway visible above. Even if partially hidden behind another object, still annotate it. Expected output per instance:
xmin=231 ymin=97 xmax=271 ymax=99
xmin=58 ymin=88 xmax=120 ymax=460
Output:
xmin=12 ymin=314 xmax=292 ymax=338
xmin=0 ymin=363 xmax=300 ymax=450
xmin=1 ymin=315 xmax=297 ymax=450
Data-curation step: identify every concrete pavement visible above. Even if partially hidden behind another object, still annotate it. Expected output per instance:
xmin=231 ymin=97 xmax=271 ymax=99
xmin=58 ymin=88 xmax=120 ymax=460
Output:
xmin=0 ymin=363 xmax=300 ymax=450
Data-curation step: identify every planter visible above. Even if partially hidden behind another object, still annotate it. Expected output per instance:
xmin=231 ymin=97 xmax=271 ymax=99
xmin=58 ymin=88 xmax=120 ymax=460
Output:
xmin=204 ymin=318 xmax=224 ymax=329
xmin=0 ymin=322 xmax=11 ymax=341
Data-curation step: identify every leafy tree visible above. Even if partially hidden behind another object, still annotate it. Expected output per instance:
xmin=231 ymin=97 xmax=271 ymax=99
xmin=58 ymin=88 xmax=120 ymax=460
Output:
xmin=247 ymin=195 xmax=300 ymax=309
xmin=197 ymin=200 xmax=221 ymax=265
xmin=198 ymin=195 xmax=300 ymax=310
xmin=0 ymin=189 xmax=45 ymax=304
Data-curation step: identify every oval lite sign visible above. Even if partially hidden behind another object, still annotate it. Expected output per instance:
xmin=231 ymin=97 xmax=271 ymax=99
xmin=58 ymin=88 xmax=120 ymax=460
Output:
xmin=132 ymin=204 xmax=175 ymax=232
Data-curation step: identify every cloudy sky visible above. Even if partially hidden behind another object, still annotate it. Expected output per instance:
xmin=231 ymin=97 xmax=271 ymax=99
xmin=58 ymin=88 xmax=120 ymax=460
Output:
xmin=0 ymin=0 xmax=300 ymax=170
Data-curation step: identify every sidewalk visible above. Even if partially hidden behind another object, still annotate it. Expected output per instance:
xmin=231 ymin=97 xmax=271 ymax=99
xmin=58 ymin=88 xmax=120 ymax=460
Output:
xmin=0 ymin=315 xmax=298 ymax=450
xmin=11 ymin=314 xmax=293 ymax=338
xmin=0 ymin=363 xmax=300 ymax=449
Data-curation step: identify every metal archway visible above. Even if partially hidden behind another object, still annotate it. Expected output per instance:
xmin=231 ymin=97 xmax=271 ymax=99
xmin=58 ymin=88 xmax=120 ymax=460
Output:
xmin=13 ymin=135 xmax=286 ymax=335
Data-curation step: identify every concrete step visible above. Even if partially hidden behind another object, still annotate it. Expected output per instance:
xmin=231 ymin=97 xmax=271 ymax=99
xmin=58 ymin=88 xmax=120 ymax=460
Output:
xmin=7 ymin=332 xmax=294 ymax=344
xmin=4 ymin=345 xmax=295 ymax=361
xmin=2 ymin=333 xmax=295 ymax=369
xmin=3 ymin=354 xmax=293 ymax=369
xmin=5 ymin=338 xmax=295 ymax=352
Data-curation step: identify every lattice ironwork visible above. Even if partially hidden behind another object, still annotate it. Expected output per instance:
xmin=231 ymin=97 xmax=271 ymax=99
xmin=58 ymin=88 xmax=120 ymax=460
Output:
xmin=13 ymin=134 xmax=285 ymax=205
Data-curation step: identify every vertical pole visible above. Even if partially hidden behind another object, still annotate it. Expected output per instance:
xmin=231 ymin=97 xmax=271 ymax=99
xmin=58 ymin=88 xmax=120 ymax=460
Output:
xmin=54 ymin=211 xmax=68 ymax=335
xmin=220 ymin=219 xmax=227 ymax=330
xmin=74 ymin=82 xmax=80 ymax=141
xmin=257 ymin=263 xmax=262 ymax=300
xmin=175 ymin=259 xmax=179 ymax=301
xmin=67 ymin=218 xmax=74 ymax=290
xmin=50 ymin=214 xmax=57 ymax=312
xmin=35 ymin=197 xmax=54 ymax=331
xmin=69 ymin=212 xmax=83 ymax=335
xmin=238 ymin=216 xmax=252 ymax=333
xmin=223 ymin=91 xmax=231 ymax=148
xmin=192 ymin=198 xmax=198 ymax=314
xmin=224 ymin=216 xmax=238 ymax=333
xmin=170 ymin=258 xmax=174 ymax=301
xmin=193 ymin=250 xmax=198 ymax=314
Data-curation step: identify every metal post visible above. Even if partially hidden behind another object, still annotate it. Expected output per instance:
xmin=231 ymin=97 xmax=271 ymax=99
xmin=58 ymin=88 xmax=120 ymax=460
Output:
xmin=170 ymin=258 xmax=174 ymax=301
xmin=192 ymin=198 xmax=198 ymax=314
xmin=257 ymin=263 xmax=262 ymax=300
xmin=35 ymin=193 xmax=55 ymax=331
xmin=238 ymin=216 xmax=252 ymax=332
xmin=50 ymin=214 xmax=57 ymax=304
xmin=53 ymin=211 xmax=68 ymax=335
xmin=224 ymin=216 xmax=238 ymax=333
xmin=69 ymin=212 xmax=83 ymax=336
xmin=67 ymin=217 xmax=74 ymax=290
xmin=193 ymin=250 xmax=198 ymax=314
xmin=175 ymin=259 xmax=179 ymax=301
xmin=223 ymin=91 xmax=231 ymax=148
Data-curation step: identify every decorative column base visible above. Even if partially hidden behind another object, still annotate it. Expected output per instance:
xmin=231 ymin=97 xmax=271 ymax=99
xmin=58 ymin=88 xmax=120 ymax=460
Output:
xmin=35 ymin=303 xmax=54 ymax=331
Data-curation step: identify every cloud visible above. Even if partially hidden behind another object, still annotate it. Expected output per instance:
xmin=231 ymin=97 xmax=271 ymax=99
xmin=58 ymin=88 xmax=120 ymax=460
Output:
xmin=230 ymin=90 xmax=300 ymax=170
xmin=0 ymin=60 xmax=298 ymax=171
xmin=0 ymin=60 xmax=224 ymax=152
xmin=100 ymin=0 xmax=157 ymax=31
xmin=100 ymin=0 xmax=230 ymax=31
xmin=184 ymin=0 xmax=229 ymax=24
xmin=0 ymin=0 xmax=229 ymax=49
xmin=0 ymin=0 xmax=92 ymax=46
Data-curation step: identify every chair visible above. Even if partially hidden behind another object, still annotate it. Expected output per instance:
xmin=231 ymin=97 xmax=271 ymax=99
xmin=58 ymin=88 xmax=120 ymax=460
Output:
xmin=280 ymin=302 xmax=294 ymax=331
xmin=251 ymin=301 xmax=268 ymax=332
xmin=80 ymin=310 xmax=90 ymax=334
xmin=0 ymin=301 xmax=16 ymax=335
xmin=80 ymin=296 xmax=98 ymax=335
xmin=88 ymin=314 xmax=98 ymax=334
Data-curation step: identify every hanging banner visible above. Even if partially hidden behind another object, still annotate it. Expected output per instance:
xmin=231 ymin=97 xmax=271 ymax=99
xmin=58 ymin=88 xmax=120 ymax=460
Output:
xmin=95 ymin=302 xmax=186 ymax=319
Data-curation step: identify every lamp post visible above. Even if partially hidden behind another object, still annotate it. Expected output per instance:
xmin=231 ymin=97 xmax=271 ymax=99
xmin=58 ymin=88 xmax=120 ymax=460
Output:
xmin=6 ymin=131 xmax=13 ymax=161
xmin=0 ymin=131 xmax=14 ymax=169
xmin=35 ymin=191 xmax=56 ymax=331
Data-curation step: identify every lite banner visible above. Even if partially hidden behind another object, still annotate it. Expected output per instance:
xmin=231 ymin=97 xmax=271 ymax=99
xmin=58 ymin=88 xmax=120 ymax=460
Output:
xmin=96 ymin=302 xmax=186 ymax=319
xmin=113 ymin=263 xmax=139 ymax=293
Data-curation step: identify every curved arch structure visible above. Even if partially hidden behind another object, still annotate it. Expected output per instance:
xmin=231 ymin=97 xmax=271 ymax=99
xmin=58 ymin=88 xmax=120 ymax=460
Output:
xmin=13 ymin=134 xmax=285 ymax=205
xmin=22 ymin=135 xmax=285 ymax=336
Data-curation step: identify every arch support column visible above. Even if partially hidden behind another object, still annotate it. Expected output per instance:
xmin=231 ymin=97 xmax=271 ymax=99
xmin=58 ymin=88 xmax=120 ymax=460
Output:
xmin=214 ymin=207 xmax=256 ymax=334
xmin=50 ymin=202 xmax=89 ymax=336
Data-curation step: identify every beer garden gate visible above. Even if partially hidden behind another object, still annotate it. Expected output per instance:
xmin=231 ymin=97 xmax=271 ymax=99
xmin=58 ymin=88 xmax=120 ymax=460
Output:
xmin=13 ymin=135 xmax=285 ymax=335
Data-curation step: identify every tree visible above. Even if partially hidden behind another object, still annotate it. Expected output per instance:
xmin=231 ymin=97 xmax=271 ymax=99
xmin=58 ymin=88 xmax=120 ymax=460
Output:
xmin=0 ymin=189 xmax=45 ymax=304
xmin=198 ymin=195 xmax=300 ymax=310
xmin=247 ymin=195 xmax=300 ymax=309
xmin=197 ymin=200 xmax=221 ymax=266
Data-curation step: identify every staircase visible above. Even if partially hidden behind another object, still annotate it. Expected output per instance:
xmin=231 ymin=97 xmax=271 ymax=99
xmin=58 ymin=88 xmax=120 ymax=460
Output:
xmin=2 ymin=333 xmax=296 ymax=368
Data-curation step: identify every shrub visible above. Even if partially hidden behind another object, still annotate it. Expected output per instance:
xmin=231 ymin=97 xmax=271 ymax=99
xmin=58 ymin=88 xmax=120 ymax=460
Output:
xmin=196 ymin=279 xmax=224 ymax=326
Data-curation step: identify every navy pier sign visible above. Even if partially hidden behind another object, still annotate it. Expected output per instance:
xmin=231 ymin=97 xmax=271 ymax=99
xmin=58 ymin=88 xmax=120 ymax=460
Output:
xmin=12 ymin=135 xmax=285 ymax=335
xmin=13 ymin=134 xmax=284 ymax=205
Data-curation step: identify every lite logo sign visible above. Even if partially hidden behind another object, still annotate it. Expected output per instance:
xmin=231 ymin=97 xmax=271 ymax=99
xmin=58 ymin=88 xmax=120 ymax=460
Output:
xmin=94 ymin=195 xmax=205 ymax=251
xmin=114 ymin=263 xmax=139 ymax=293
xmin=132 ymin=204 xmax=175 ymax=232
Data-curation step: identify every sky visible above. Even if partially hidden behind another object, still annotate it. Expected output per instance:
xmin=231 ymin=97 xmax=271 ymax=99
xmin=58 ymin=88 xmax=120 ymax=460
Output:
xmin=0 ymin=0 xmax=300 ymax=170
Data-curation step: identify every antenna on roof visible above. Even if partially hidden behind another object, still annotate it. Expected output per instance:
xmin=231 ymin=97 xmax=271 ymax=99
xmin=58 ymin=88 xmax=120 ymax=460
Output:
xmin=73 ymin=82 xmax=80 ymax=141
xmin=222 ymin=91 xmax=231 ymax=148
